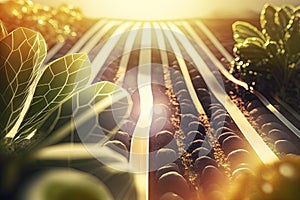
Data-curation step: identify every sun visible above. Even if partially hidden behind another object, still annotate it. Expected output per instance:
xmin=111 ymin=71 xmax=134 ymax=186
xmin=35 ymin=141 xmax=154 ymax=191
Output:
xmin=34 ymin=0 xmax=300 ymax=20
xmin=32 ymin=0 xmax=242 ymax=20
xmin=82 ymin=0 xmax=204 ymax=20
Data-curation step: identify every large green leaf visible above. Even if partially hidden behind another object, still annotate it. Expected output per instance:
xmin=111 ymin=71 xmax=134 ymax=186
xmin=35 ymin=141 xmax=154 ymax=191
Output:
xmin=232 ymin=21 xmax=265 ymax=43
xmin=0 ymin=28 xmax=46 ymax=138
xmin=15 ymin=53 xmax=91 ymax=141
xmin=26 ymin=81 xmax=132 ymax=150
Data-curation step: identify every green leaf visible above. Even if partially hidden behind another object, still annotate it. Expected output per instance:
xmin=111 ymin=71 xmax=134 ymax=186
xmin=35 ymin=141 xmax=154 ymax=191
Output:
xmin=286 ymin=15 xmax=300 ymax=58
xmin=245 ymin=37 xmax=266 ymax=47
xmin=261 ymin=4 xmax=277 ymax=30
xmin=0 ymin=28 xmax=46 ymax=138
xmin=15 ymin=53 xmax=91 ymax=141
xmin=261 ymin=4 xmax=283 ymax=42
xmin=234 ymin=39 xmax=268 ymax=61
xmin=294 ymin=7 xmax=300 ymax=15
xmin=0 ymin=20 xmax=8 ymax=39
xmin=278 ymin=7 xmax=292 ymax=29
xmin=232 ymin=21 xmax=265 ymax=43
xmin=35 ymin=145 xmax=138 ymax=200
xmin=265 ymin=41 xmax=280 ymax=58
xmin=283 ymin=5 xmax=295 ymax=15
xmin=29 ymin=81 xmax=132 ymax=149
xmin=22 ymin=168 xmax=114 ymax=200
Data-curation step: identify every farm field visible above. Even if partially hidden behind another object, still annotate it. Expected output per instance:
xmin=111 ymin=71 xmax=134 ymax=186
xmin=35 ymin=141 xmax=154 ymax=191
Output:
xmin=1 ymin=1 xmax=300 ymax=200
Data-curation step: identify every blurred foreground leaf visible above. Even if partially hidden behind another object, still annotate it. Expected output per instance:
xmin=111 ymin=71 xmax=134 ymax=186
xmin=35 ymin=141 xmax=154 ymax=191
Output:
xmin=35 ymin=144 xmax=138 ymax=200
xmin=21 ymin=168 xmax=114 ymax=200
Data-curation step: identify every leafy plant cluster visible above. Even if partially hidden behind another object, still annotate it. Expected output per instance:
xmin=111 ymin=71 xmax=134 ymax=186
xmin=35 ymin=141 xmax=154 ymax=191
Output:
xmin=0 ymin=20 xmax=136 ymax=200
xmin=231 ymin=4 xmax=300 ymax=112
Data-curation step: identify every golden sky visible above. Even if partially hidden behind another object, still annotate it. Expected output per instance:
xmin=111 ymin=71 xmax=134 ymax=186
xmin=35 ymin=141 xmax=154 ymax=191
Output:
xmin=34 ymin=0 xmax=299 ymax=20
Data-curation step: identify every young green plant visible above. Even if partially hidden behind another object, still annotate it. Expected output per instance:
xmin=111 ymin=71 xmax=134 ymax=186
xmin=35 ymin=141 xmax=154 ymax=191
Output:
xmin=231 ymin=4 xmax=300 ymax=114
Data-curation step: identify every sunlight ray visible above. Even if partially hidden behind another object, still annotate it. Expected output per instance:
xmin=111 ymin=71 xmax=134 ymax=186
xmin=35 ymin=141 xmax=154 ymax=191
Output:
xmin=89 ymin=22 xmax=132 ymax=84
xmin=81 ymin=20 xmax=121 ymax=54
xmin=115 ymin=22 xmax=142 ymax=85
xmin=129 ymin=22 xmax=152 ymax=200
xmin=167 ymin=22 xmax=278 ymax=164
xmin=160 ymin=22 xmax=207 ymax=117
xmin=152 ymin=22 xmax=172 ymax=90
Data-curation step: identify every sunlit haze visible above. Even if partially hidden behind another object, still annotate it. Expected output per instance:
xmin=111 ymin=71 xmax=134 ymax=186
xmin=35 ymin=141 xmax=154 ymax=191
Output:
xmin=34 ymin=0 xmax=300 ymax=20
